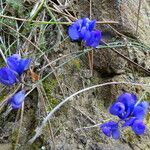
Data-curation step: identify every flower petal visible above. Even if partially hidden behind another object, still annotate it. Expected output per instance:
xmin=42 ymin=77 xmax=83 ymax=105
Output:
xmin=7 ymin=54 xmax=20 ymax=72
xmin=7 ymin=54 xmax=31 ymax=75
xmin=118 ymin=107 xmax=132 ymax=120
xmin=133 ymin=101 xmax=149 ymax=119
xmin=117 ymin=93 xmax=137 ymax=110
xmin=80 ymin=27 xmax=91 ymax=40
xmin=109 ymin=102 xmax=125 ymax=116
xmin=68 ymin=25 xmax=80 ymax=40
xmin=100 ymin=121 xmax=119 ymax=138
xmin=122 ymin=117 xmax=136 ymax=127
xmin=88 ymin=20 xmax=96 ymax=31
xmin=82 ymin=18 xmax=96 ymax=31
xmin=112 ymin=128 xmax=120 ymax=139
xmin=131 ymin=120 xmax=145 ymax=135
xmin=85 ymin=30 xmax=102 ymax=48
xmin=18 ymin=58 xmax=31 ymax=75
xmin=9 ymin=90 xmax=25 ymax=109
xmin=0 ymin=67 xmax=17 ymax=86
xmin=101 ymin=126 xmax=111 ymax=137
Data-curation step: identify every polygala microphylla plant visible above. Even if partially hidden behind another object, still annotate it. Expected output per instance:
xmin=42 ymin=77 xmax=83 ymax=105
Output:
xmin=68 ymin=18 xmax=102 ymax=48
xmin=100 ymin=92 xmax=149 ymax=139
xmin=0 ymin=54 xmax=31 ymax=86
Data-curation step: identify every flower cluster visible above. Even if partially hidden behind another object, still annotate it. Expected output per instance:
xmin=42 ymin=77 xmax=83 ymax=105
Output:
xmin=0 ymin=54 xmax=31 ymax=86
xmin=68 ymin=18 xmax=102 ymax=48
xmin=100 ymin=93 xmax=149 ymax=139
xmin=0 ymin=54 xmax=31 ymax=109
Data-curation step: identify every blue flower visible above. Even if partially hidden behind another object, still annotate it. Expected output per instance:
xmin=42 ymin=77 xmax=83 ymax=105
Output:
xmin=109 ymin=93 xmax=137 ymax=119
xmin=7 ymin=54 xmax=31 ymax=76
xmin=0 ymin=67 xmax=17 ymax=86
xmin=8 ymin=90 xmax=25 ymax=109
xmin=68 ymin=18 xmax=96 ymax=40
xmin=100 ymin=121 xmax=120 ymax=139
xmin=102 ymin=93 xmax=148 ymax=139
xmin=68 ymin=18 xmax=101 ymax=48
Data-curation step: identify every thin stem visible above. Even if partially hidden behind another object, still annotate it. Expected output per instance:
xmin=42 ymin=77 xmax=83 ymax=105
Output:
xmin=0 ymin=14 xmax=119 ymax=25
xmin=14 ymin=102 xmax=24 ymax=150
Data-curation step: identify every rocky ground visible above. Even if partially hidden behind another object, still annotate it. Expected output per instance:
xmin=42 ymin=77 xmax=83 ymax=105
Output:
xmin=0 ymin=0 xmax=150 ymax=150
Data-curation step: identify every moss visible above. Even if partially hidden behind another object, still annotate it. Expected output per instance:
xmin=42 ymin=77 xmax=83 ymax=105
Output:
xmin=91 ymin=76 xmax=100 ymax=84
xmin=68 ymin=59 xmax=81 ymax=71
xmin=144 ymin=92 xmax=150 ymax=103
xmin=123 ymin=129 xmax=140 ymax=144
xmin=43 ymin=78 xmax=59 ymax=110
xmin=0 ymin=90 xmax=9 ymax=103
xmin=145 ymin=113 xmax=150 ymax=127
xmin=0 ymin=55 xmax=5 ymax=68
xmin=91 ymin=130 xmax=102 ymax=143
xmin=11 ymin=129 xmax=19 ymax=149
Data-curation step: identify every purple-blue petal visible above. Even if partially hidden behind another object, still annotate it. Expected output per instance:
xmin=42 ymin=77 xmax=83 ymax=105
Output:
xmin=88 ymin=20 xmax=96 ymax=31
xmin=122 ymin=117 xmax=136 ymax=127
xmin=109 ymin=102 xmax=125 ymax=116
xmin=117 ymin=93 xmax=137 ymax=110
xmin=7 ymin=54 xmax=20 ymax=72
xmin=101 ymin=126 xmax=111 ymax=137
xmin=7 ymin=54 xmax=31 ymax=75
xmin=118 ymin=107 xmax=132 ymax=120
xmin=68 ymin=25 xmax=80 ymax=40
xmin=100 ymin=121 xmax=119 ymax=139
xmin=0 ymin=67 xmax=17 ymax=86
xmin=80 ymin=27 xmax=91 ymax=40
xmin=133 ymin=101 xmax=149 ymax=119
xmin=82 ymin=18 xmax=90 ymax=27
xmin=112 ymin=128 xmax=120 ymax=139
xmin=17 ymin=58 xmax=31 ymax=75
xmin=9 ymin=90 xmax=25 ymax=109
xmin=82 ymin=18 xmax=96 ymax=31
xmin=85 ymin=30 xmax=102 ymax=48
xmin=131 ymin=120 xmax=146 ymax=135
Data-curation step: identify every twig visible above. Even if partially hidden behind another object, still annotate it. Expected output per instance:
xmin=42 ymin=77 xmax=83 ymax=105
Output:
xmin=28 ymin=81 xmax=150 ymax=143
xmin=75 ymin=123 xmax=102 ymax=131
xmin=14 ymin=102 xmax=24 ymax=150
